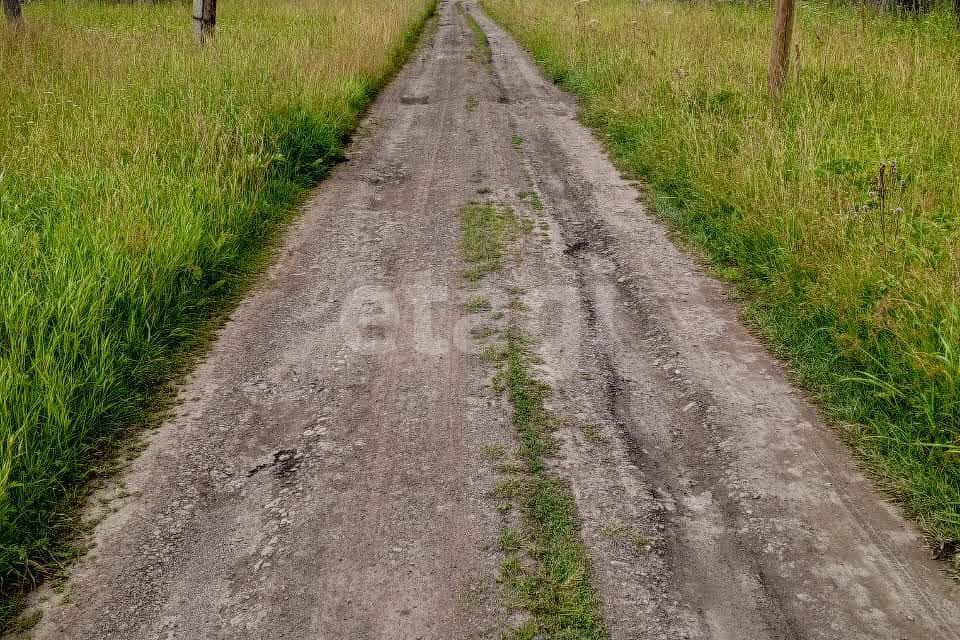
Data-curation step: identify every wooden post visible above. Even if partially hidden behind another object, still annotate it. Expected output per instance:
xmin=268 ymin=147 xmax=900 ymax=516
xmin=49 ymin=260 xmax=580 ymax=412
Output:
xmin=768 ymin=0 xmax=796 ymax=97
xmin=193 ymin=0 xmax=216 ymax=43
xmin=3 ymin=0 xmax=23 ymax=27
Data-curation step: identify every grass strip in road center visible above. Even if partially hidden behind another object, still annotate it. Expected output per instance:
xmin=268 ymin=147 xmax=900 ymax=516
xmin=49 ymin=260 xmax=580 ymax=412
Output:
xmin=466 ymin=12 xmax=493 ymax=65
xmin=495 ymin=327 xmax=607 ymax=640
xmin=461 ymin=200 xmax=606 ymax=638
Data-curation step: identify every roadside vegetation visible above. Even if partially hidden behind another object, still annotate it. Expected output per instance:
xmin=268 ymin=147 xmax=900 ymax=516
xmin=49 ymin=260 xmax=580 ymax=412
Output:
xmin=0 ymin=0 xmax=435 ymax=604
xmin=481 ymin=0 xmax=960 ymax=558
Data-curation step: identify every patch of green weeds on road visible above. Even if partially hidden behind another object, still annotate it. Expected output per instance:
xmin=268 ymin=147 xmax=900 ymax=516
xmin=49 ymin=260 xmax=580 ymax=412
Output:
xmin=465 ymin=294 xmax=493 ymax=313
xmin=480 ymin=342 xmax=511 ymax=364
xmin=582 ymin=424 xmax=608 ymax=446
xmin=466 ymin=13 xmax=493 ymax=64
xmin=461 ymin=202 xmax=518 ymax=281
xmin=602 ymin=520 xmax=654 ymax=554
xmin=495 ymin=326 xmax=608 ymax=640
xmin=517 ymin=191 xmax=544 ymax=210
xmin=481 ymin=444 xmax=507 ymax=461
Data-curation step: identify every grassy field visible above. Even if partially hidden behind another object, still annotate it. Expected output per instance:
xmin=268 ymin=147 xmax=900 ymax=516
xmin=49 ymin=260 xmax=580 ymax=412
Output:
xmin=481 ymin=0 xmax=960 ymax=558
xmin=0 ymin=0 xmax=434 ymax=596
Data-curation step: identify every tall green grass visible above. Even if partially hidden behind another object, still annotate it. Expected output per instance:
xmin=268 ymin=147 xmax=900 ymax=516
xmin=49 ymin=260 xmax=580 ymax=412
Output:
xmin=0 ymin=0 xmax=434 ymax=592
xmin=481 ymin=0 xmax=960 ymax=555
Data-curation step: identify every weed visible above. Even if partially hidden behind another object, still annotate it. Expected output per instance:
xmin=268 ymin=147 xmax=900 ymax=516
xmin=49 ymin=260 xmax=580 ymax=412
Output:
xmin=9 ymin=609 xmax=41 ymax=633
xmin=465 ymin=294 xmax=493 ymax=313
xmin=481 ymin=444 xmax=508 ymax=461
xmin=0 ymin=596 xmax=25 ymax=635
xmin=480 ymin=342 xmax=511 ymax=364
xmin=507 ymin=298 xmax=529 ymax=313
xmin=499 ymin=526 xmax=524 ymax=552
xmin=466 ymin=12 xmax=493 ymax=64
xmin=582 ymin=424 xmax=608 ymax=446
xmin=517 ymin=191 xmax=544 ymax=210
xmin=496 ymin=460 xmax=526 ymax=475
xmin=466 ymin=95 xmax=480 ymax=111
xmin=494 ymin=478 xmax=525 ymax=500
xmin=461 ymin=202 xmax=518 ymax=281
xmin=511 ymin=134 xmax=524 ymax=149
xmin=602 ymin=520 xmax=654 ymax=553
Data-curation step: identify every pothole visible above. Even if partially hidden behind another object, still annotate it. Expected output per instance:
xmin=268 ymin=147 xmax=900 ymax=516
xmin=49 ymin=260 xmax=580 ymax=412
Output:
xmin=247 ymin=448 xmax=302 ymax=478
xmin=400 ymin=94 xmax=430 ymax=105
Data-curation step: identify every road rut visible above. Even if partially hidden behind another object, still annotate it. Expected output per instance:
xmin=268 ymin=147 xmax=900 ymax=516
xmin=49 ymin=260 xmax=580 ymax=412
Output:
xmin=17 ymin=1 xmax=960 ymax=639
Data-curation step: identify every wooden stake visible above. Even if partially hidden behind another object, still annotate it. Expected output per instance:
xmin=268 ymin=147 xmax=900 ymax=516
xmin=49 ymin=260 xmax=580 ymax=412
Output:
xmin=3 ymin=0 xmax=23 ymax=27
xmin=768 ymin=0 xmax=796 ymax=97
xmin=193 ymin=0 xmax=216 ymax=43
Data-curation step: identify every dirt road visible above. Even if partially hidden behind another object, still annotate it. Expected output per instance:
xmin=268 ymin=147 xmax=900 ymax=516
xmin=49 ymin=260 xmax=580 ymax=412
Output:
xmin=19 ymin=1 xmax=960 ymax=638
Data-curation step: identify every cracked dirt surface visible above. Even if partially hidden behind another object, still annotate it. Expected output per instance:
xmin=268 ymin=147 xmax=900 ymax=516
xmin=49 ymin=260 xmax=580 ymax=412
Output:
xmin=15 ymin=1 xmax=960 ymax=638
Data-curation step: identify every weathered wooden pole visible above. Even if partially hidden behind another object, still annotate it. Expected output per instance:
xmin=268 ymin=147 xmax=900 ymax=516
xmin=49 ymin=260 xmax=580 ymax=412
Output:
xmin=193 ymin=0 xmax=216 ymax=43
xmin=768 ymin=0 xmax=796 ymax=97
xmin=3 ymin=0 xmax=23 ymax=28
